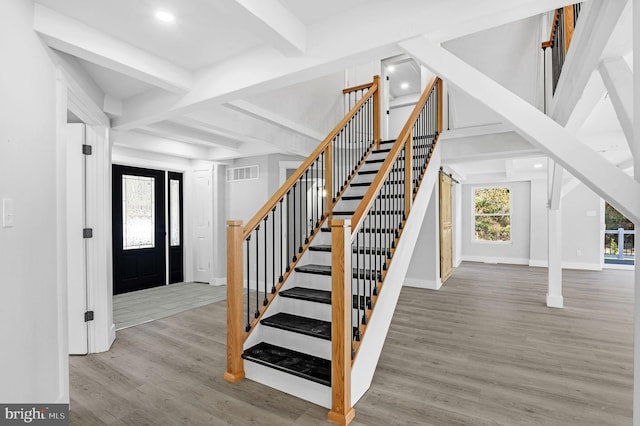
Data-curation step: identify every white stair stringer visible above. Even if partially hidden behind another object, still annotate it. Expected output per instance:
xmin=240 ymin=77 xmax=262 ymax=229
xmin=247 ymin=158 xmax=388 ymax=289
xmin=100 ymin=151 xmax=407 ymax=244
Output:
xmin=350 ymin=147 xmax=441 ymax=405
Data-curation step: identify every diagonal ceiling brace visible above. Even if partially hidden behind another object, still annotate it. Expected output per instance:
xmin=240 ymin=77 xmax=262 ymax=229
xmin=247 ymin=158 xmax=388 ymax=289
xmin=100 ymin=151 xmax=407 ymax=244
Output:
xmin=399 ymin=37 xmax=640 ymax=224
xmin=599 ymin=57 xmax=635 ymax=157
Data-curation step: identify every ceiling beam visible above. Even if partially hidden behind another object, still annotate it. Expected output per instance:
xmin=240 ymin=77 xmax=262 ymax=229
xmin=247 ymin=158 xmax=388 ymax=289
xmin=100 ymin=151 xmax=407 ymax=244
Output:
xmin=548 ymin=0 xmax=629 ymax=125
xmin=34 ymin=4 xmax=193 ymax=94
xmin=400 ymin=37 xmax=640 ymax=224
xmin=112 ymin=0 xmax=572 ymax=131
xmin=140 ymin=122 xmax=240 ymax=150
xmin=221 ymin=0 xmax=306 ymax=56
xmin=112 ymin=131 xmax=211 ymax=159
xmin=545 ymin=0 xmax=627 ymax=209
xmin=225 ymin=100 xmax=324 ymax=141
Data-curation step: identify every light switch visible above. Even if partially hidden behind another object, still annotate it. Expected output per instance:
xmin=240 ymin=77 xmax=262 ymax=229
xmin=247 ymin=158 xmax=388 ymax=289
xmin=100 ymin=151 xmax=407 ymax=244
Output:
xmin=2 ymin=198 xmax=14 ymax=228
xmin=586 ymin=210 xmax=596 ymax=217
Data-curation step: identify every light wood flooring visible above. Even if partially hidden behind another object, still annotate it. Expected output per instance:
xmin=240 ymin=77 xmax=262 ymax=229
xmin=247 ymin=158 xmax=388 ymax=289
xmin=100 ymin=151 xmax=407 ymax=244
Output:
xmin=113 ymin=282 xmax=227 ymax=330
xmin=70 ymin=263 xmax=634 ymax=425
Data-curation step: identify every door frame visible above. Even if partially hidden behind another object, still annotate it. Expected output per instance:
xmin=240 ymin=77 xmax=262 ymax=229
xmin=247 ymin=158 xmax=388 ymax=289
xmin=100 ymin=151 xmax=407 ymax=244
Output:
xmin=55 ymin=63 xmax=115 ymax=401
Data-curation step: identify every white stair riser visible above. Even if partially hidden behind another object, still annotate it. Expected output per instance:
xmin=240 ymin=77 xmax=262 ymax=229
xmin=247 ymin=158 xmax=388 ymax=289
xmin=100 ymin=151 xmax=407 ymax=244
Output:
xmin=258 ymin=326 xmax=331 ymax=360
xmin=244 ymin=361 xmax=331 ymax=409
xmin=277 ymin=296 xmax=331 ymax=322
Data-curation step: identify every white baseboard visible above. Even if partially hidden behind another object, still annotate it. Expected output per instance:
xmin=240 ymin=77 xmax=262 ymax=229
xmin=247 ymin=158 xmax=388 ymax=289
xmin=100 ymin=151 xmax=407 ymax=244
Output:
xmin=454 ymin=257 xmax=463 ymax=268
xmin=529 ymin=259 xmax=602 ymax=271
xmin=561 ymin=261 xmax=602 ymax=271
xmin=461 ymin=255 xmax=529 ymax=266
xmin=603 ymin=263 xmax=635 ymax=271
xmin=211 ymin=276 xmax=227 ymax=286
xmin=404 ymin=277 xmax=442 ymax=290
xmin=546 ymin=293 xmax=564 ymax=308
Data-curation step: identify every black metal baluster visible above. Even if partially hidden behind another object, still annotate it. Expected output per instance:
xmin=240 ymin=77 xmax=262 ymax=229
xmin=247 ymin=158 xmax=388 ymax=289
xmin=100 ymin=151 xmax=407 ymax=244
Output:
xmin=245 ymin=236 xmax=251 ymax=332
xmin=263 ymin=218 xmax=268 ymax=305
xmin=272 ymin=208 xmax=277 ymax=292
xmin=292 ymin=183 xmax=297 ymax=262
xmin=311 ymin=160 xmax=316 ymax=229
xmin=299 ymin=176 xmax=303 ymax=253
xmin=279 ymin=199 xmax=285 ymax=281
xmin=286 ymin=190 xmax=292 ymax=269
xmin=305 ymin=169 xmax=309 ymax=244
xmin=255 ymin=226 xmax=260 ymax=319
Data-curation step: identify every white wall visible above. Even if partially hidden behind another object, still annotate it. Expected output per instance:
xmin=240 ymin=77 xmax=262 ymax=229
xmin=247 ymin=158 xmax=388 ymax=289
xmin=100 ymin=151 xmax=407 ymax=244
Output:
xmin=561 ymin=184 xmax=604 ymax=269
xmin=528 ymin=179 xmax=604 ymax=270
xmin=461 ymin=181 xmax=531 ymax=264
xmin=405 ymin=182 xmax=441 ymax=289
xmin=529 ymin=179 xmax=548 ymax=266
xmin=443 ymin=16 xmax=540 ymax=128
xmin=388 ymin=104 xmax=414 ymax=139
xmin=0 ymin=0 xmax=64 ymax=403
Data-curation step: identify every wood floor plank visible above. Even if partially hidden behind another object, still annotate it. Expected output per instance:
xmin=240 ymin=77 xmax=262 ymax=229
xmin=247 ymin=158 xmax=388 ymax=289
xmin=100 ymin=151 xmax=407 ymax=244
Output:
xmin=70 ymin=262 xmax=633 ymax=425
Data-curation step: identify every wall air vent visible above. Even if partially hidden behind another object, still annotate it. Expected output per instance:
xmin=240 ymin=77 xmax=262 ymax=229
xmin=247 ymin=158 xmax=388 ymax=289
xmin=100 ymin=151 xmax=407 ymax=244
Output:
xmin=226 ymin=165 xmax=259 ymax=182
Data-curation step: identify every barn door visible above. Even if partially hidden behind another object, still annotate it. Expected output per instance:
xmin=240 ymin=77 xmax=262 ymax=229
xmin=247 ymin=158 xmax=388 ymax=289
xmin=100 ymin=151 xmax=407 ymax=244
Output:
xmin=439 ymin=172 xmax=453 ymax=283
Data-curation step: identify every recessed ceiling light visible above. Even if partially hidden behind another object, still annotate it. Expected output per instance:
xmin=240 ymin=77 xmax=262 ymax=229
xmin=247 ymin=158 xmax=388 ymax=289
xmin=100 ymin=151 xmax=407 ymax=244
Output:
xmin=387 ymin=65 xmax=396 ymax=73
xmin=155 ymin=10 xmax=175 ymax=23
xmin=533 ymin=163 xmax=543 ymax=168
xmin=400 ymin=82 xmax=409 ymax=90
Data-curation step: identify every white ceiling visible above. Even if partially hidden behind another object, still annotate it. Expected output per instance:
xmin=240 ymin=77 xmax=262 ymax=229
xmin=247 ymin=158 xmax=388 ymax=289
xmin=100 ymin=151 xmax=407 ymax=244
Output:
xmin=36 ymin=0 xmax=265 ymax=70
xmin=32 ymin=0 xmax=632 ymax=184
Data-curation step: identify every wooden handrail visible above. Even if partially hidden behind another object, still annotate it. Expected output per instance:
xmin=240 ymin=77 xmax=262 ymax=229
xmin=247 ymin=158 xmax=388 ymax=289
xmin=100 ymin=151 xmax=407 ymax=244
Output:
xmin=343 ymin=81 xmax=373 ymax=94
xmin=242 ymin=78 xmax=379 ymax=240
xmin=350 ymin=76 xmax=440 ymax=237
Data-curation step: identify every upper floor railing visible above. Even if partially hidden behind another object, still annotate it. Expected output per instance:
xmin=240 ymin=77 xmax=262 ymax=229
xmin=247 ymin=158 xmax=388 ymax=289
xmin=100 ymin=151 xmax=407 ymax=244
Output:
xmin=328 ymin=76 xmax=442 ymax=423
xmin=225 ymin=76 xmax=380 ymax=384
xmin=542 ymin=3 xmax=583 ymax=94
xmin=604 ymin=228 xmax=635 ymax=264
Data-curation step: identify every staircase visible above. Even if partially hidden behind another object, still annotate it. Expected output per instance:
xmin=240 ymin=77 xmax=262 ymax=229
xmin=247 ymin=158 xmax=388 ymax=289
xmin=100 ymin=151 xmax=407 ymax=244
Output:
xmin=225 ymin=76 xmax=443 ymax=425
xmin=241 ymin=139 xmax=396 ymax=406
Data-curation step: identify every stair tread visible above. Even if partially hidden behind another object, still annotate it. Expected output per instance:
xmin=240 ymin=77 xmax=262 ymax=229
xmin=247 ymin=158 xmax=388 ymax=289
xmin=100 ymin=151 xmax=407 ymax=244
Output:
xmin=261 ymin=312 xmax=331 ymax=340
xmin=295 ymin=264 xmax=382 ymax=279
xmin=309 ymin=244 xmax=390 ymax=255
xmin=279 ymin=287 xmax=331 ymax=304
xmin=321 ymin=227 xmax=395 ymax=233
xmin=333 ymin=210 xmax=404 ymax=216
xmin=242 ymin=342 xmax=331 ymax=387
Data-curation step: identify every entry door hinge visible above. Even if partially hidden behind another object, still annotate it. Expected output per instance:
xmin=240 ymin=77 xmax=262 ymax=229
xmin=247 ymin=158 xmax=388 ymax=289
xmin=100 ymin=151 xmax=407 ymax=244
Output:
xmin=83 ymin=228 xmax=93 ymax=238
xmin=84 ymin=311 xmax=94 ymax=322
xmin=82 ymin=144 xmax=92 ymax=155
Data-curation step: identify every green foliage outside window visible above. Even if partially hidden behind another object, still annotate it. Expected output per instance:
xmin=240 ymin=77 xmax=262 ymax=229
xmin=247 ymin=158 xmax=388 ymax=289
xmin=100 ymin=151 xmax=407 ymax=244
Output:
xmin=474 ymin=187 xmax=511 ymax=241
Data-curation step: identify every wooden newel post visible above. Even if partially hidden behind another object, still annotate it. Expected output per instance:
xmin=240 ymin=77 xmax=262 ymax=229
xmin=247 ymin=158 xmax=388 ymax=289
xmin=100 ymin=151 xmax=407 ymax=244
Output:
xmin=224 ymin=220 xmax=245 ymax=383
xmin=328 ymin=219 xmax=355 ymax=425
xmin=373 ymin=75 xmax=381 ymax=150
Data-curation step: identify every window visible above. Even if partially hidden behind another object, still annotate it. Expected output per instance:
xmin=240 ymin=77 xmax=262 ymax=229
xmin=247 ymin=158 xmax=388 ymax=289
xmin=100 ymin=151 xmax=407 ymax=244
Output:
xmin=474 ymin=187 xmax=511 ymax=242
xmin=169 ymin=179 xmax=181 ymax=246
xmin=122 ymin=175 xmax=155 ymax=250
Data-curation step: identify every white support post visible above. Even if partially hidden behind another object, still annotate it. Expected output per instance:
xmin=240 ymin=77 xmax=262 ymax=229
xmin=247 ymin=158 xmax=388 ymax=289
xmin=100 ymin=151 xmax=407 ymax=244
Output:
xmin=547 ymin=160 xmax=563 ymax=308
xmin=546 ymin=209 xmax=563 ymax=308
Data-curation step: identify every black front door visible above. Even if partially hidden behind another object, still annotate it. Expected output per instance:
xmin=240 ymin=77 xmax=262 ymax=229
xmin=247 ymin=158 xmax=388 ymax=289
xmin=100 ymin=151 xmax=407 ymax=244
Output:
xmin=112 ymin=165 xmax=166 ymax=294
xmin=168 ymin=171 xmax=184 ymax=283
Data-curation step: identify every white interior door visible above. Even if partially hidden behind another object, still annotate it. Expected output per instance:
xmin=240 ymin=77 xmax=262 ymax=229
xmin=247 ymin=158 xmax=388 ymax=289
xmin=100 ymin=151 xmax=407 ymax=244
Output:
xmin=193 ymin=170 xmax=212 ymax=283
xmin=66 ymin=123 xmax=88 ymax=355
